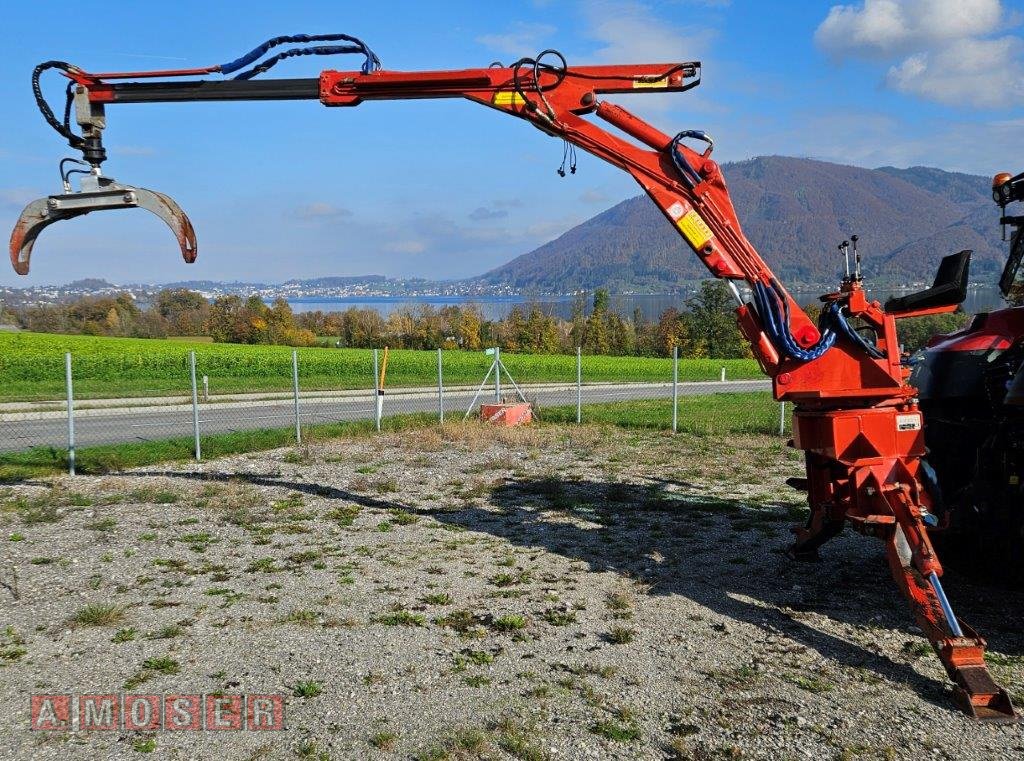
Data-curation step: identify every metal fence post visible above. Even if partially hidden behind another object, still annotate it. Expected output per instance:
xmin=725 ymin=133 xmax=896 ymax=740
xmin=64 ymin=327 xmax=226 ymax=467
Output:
xmin=720 ymin=366 xmax=726 ymax=382
xmin=292 ymin=349 xmax=301 ymax=444
xmin=672 ymin=346 xmax=679 ymax=434
xmin=437 ymin=348 xmax=444 ymax=424
xmin=576 ymin=346 xmax=582 ymax=425
xmin=189 ymin=350 xmax=201 ymax=461
xmin=373 ymin=349 xmax=381 ymax=432
xmin=64 ymin=352 xmax=75 ymax=476
xmin=494 ymin=346 xmax=501 ymax=401
xmin=779 ymin=401 xmax=786 ymax=436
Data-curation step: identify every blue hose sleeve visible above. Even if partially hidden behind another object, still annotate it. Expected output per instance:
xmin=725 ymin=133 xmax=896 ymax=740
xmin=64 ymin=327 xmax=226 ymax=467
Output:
xmin=232 ymin=45 xmax=367 ymax=80
xmin=219 ymin=33 xmax=380 ymax=76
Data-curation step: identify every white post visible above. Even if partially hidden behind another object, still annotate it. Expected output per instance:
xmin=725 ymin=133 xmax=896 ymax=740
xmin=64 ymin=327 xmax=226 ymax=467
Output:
xmin=292 ymin=349 xmax=301 ymax=444
xmin=576 ymin=346 xmax=582 ymax=425
xmin=373 ymin=349 xmax=381 ymax=432
xmin=494 ymin=346 xmax=501 ymax=402
xmin=672 ymin=346 xmax=679 ymax=434
xmin=64 ymin=352 xmax=75 ymax=476
xmin=202 ymin=375 xmax=209 ymax=402
xmin=779 ymin=401 xmax=787 ymax=436
xmin=189 ymin=351 xmax=201 ymax=461
xmin=720 ymin=366 xmax=726 ymax=382
xmin=437 ymin=348 xmax=444 ymax=424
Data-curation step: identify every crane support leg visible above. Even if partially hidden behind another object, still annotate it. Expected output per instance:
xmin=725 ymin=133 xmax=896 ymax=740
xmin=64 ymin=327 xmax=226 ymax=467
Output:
xmin=879 ymin=486 xmax=1016 ymax=721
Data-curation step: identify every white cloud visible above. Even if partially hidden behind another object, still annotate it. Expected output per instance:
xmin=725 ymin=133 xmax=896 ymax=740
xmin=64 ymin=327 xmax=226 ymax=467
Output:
xmin=383 ymin=239 xmax=427 ymax=255
xmin=295 ymin=202 xmax=353 ymax=220
xmin=815 ymin=0 xmax=1004 ymax=56
xmin=814 ymin=1 xmax=1023 ymax=108
xmin=582 ymin=0 xmax=707 ymax=62
xmin=886 ymin=35 xmax=1024 ymax=107
xmin=476 ymin=22 xmax=556 ymax=57
xmin=469 ymin=206 xmax=509 ymax=221
xmin=576 ymin=0 xmax=712 ymax=115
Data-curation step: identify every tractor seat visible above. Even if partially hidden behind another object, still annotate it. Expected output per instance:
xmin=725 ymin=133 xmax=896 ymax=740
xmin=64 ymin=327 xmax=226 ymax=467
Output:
xmin=885 ymin=250 xmax=971 ymax=314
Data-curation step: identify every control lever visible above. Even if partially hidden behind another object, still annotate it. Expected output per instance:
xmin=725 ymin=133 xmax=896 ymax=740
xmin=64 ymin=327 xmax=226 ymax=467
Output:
xmin=8 ymin=170 xmax=196 ymax=275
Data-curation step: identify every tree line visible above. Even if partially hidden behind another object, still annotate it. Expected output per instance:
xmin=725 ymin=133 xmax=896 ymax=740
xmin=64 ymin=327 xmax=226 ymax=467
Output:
xmin=7 ymin=281 xmax=970 ymax=358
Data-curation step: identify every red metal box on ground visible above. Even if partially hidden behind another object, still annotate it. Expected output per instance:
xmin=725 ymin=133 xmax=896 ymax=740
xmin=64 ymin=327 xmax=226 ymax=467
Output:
xmin=479 ymin=403 xmax=533 ymax=427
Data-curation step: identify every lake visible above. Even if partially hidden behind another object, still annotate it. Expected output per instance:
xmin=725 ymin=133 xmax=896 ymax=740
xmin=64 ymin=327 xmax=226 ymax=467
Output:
xmin=285 ymin=284 xmax=1008 ymax=321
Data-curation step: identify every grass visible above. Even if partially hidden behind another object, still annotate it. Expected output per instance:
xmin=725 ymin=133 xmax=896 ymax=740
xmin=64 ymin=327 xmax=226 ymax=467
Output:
xmin=0 ymin=331 xmax=760 ymax=401
xmin=492 ymin=614 xmax=528 ymax=632
xmin=0 ymin=412 xmax=437 ymax=482
xmin=370 ymin=731 xmax=399 ymax=751
xmin=70 ymin=603 xmax=125 ymax=627
xmin=606 ymin=626 xmax=635 ymax=644
xmin=376 ymin=609 xmax=427 ymax=627
xmin=542 ymin=392 xmax=781 ymax=435
xmin=292 ymin=680 xmax=323 ymax=698
xmin=132 ymin=738 xmax=156 ymax=753
xmin=141 ymin=656 xmax=180 ymax=675
xmin=0 ymin=391 xmax=782 ymax=483
xmin=112 ymin=627 xmax=137 ymax=643
xmin=590 ymin=718 xmax=641 ymax=742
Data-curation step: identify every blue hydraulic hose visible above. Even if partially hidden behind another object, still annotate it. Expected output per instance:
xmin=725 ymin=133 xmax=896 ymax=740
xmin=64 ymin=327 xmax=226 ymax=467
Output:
xmin=219 ymin=33 xmax=381 ymax=78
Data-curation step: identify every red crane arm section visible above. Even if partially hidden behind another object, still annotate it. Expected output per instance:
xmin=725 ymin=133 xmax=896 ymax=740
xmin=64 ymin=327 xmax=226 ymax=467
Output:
xmin=75 ymin=60 xmax=822 ymax=361
xmin=315 ymin=63 xmax=820 ymax=352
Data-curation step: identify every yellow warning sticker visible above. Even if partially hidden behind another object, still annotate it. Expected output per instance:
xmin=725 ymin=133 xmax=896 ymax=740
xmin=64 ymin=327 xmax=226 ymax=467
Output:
xmin=632 ymin=76 xmax=670 ymax=89
xmin=676 ymin=210 xmax=713 ymax=249
xmin=492 ymin=91 xmax=526 ymax=106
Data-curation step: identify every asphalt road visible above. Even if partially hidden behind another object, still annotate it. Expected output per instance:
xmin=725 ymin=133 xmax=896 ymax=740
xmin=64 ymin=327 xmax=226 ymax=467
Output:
xmin=0 ymin=380 xmax=771 ymax=452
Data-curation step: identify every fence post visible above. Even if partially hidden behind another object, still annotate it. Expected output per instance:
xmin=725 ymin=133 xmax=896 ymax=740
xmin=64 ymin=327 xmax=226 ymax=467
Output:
xmin=672 ymin=346 xmax=679 ymax=434
xmin=373 ymin=349 xmax=381 ymax=432
xmin=437 ymin=348 xmax=444 ymax=424
xmin=494 ymin=346 xmax=501 ymax=401
xmin=576 ymin=346 xmax=582 ymax=425
xmin=292 ymin=349 xmax=301 ymax=444
xmin=189 ymin=350 xmax=201 ymax=461
xmin=720 ymin=366 xmax=726 ymax=382
xmin=779 ymin=401 xmax=786 ymax=436
xmin=64 ymin=352 xmax=75 ymax=476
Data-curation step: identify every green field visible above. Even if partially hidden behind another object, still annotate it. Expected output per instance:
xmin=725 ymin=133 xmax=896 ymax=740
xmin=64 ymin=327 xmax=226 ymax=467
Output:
xmin=0 ymin=332 xmax=763 ymax=402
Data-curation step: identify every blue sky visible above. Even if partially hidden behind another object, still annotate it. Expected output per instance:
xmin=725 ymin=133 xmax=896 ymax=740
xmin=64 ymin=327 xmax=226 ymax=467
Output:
xmin=0 ymin=0 xmax=1021 ymax=286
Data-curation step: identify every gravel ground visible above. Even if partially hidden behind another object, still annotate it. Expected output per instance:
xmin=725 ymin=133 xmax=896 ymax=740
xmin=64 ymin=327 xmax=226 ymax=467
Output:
xmin=0 ymin=423 xmax=1021 ymax=760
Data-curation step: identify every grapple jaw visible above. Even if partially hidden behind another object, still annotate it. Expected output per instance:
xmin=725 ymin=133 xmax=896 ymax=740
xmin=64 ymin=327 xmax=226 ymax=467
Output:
xmin=8 ymin=173 xmax=196 ymax=275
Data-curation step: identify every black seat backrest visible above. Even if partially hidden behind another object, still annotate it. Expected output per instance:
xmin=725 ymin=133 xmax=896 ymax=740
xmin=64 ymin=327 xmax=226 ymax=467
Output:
xmin=885 ymin=250 xmax=971 ymax=314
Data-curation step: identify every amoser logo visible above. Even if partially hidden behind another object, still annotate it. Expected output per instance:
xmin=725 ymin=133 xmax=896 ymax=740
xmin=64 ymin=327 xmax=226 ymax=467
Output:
xmin=31 ymin=694 xmax=284 ymax=731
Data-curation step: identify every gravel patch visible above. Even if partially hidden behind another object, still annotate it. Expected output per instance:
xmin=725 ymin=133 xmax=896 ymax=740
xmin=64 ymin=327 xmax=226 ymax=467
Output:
xmin=0 ymin=423 xmax=1021 ymax=759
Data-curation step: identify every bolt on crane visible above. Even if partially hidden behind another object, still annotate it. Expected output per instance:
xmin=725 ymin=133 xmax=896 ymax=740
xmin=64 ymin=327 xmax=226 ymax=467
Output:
xmin=8 ymin=34 xmax=1016 ymax=721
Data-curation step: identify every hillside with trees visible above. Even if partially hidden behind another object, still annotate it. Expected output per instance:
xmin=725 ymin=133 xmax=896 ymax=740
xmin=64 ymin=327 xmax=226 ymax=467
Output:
xmin=478 ymin=157 xmax=1004 ymax=291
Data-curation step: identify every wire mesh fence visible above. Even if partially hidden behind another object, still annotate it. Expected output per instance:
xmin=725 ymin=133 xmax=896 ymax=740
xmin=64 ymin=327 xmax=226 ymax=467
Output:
xmin=0 ymin=345 xmax=785 ymax=472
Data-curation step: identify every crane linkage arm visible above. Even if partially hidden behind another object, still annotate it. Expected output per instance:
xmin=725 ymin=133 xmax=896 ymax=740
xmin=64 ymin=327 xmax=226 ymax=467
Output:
xmin=9 ymin=40 xmax=1015 ymax=721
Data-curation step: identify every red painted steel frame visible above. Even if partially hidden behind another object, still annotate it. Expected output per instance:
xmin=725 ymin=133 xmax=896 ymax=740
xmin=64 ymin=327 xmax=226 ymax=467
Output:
xmin=53 ymin=60 xmax=1016 ymax=720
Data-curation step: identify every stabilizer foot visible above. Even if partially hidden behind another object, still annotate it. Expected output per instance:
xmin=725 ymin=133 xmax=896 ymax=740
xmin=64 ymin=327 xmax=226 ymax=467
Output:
xmin=951 ymin=666 xmax=1017 ymax=722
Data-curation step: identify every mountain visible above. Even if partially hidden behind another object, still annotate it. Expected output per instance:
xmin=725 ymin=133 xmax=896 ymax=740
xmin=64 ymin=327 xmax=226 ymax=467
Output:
xmin=478 ymin=156 xmax=1006 ymax=291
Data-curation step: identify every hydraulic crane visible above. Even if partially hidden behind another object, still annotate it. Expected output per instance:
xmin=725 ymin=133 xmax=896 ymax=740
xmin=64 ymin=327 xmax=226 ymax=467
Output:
xmin=8 ymin=34 xmax=1016 ymax=721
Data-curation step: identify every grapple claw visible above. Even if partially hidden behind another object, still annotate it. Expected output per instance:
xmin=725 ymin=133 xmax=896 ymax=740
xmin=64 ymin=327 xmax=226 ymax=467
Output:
xmin=8 ymin=174 xmax=196 ymax=275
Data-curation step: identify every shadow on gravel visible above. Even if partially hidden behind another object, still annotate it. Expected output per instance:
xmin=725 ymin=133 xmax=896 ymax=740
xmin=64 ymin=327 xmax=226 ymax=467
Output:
xmin=474 ymin=477 xmax=1024 ymax=714
xmin=130 ymin=469 xmax=1024 ymax=715
xmin=132 ymin=469 xmax=408 ymax=512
